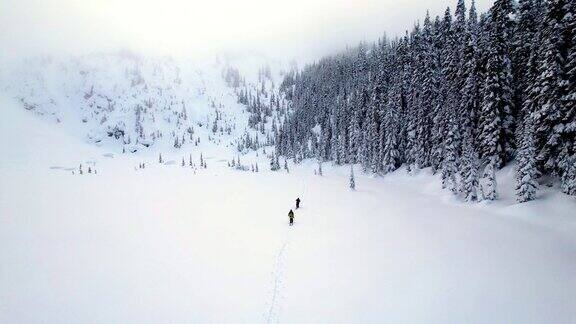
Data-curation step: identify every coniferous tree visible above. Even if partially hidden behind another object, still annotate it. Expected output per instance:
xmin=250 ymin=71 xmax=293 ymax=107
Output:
xmin=533 ymin=0 xmax=574 ymax=180
xmin=382 ymin=66 xmax=402 ymax=174
xmin=441 ymin=119 xmax=459 ymax=192
xmin=430 ymin=14 xmax=449 ymax=173
xmin=479 ymin=0 xmax=515 ymax=167
xmin=481 ymin=156 xmax=498 ymax=200
xmin=415 ymin=12 xmax=436 ymax=169
xmin=516 ymin=116 xmax=538 ymax=202
xmin=273 ymin=0 xmax=576 ymax=202
xmin=460 ymin=0 xmax=480 ymax=142
xmin=561 ymin=0 xmax=576 ymax=194
xmin=349 ymin=165 xmax=356 ymax=190
xmin=513 ymin=0 xmax=541 ymax=112
xmin=460 ymin=134 xmax=479 ymax=201
xmin=561 ymin=144 xmax=576 ymax=195
xmin=270 ymin=153 xmax=280 ymax=171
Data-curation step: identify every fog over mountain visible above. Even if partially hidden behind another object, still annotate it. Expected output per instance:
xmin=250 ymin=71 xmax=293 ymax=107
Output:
xmin=0 ymin=0 xmax=494 ymax=62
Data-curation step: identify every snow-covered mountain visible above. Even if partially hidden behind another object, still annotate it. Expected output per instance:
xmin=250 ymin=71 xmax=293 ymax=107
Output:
xmin=0 ymin=51 xmax=289 ymax=155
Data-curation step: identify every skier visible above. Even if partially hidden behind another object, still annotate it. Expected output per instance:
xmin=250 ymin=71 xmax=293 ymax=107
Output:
xmin=296 ymin=197 xmax=301 ymax=209
xmin=288 ymin=209 xmax=294 ymax=226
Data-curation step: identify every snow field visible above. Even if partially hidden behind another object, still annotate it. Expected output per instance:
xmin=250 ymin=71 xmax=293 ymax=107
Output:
xmin=1 ymin=96 xmax=576 ymax=323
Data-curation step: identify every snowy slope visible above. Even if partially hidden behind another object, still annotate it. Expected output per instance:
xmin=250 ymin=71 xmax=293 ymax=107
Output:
xmin=0 ymin=52 xmax=284 ymax=156
xmin=1 ymin=91 xmax=576 ymax=323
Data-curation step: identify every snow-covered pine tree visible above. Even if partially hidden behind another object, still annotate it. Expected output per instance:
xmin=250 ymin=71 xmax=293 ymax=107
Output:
xmin=534 ymin=0 xmax=576 ymax=191
xmin=512 ymin=0 xmax=541 ymax=114
xmin=416 ymin=11 xmax=437 ymax=170
xmin=460 ymin=133 xmax=479 ymax=201
xmin=481 ymin=156 xmax=498 ymax=200
xmin=460 ymin=0 xmax=480 ymax=143
xmin=382 ymin=65 xmax=402 ymax=174
xmin=516 ymin=115 xmax=538 ymax=203
xmin=448 ymin=0 xmax=467 ymax=161
xmin=349 ymin=165 xmax=356 ymax=190
xmin=430 ymin=13 xmax=450 ymax=174
xmin=270 ymin=153 xmax=279 ymax=171
xmin=478 ymin=0 xmax=515 ymax=167
xmin=367 ymin=97 xmax=381 ymax=173
xmin=404 ymin=24 xmax=422 ymax=174
xmin=348 ymin=98 xmax=362 ymax=164
xmin=441 ymin=117 xmax=459 ymax=193
xmin=461 ymin=14 xmax=483 ymax=198
xmin=561 ymin=144 xmax=576 ymax=195
xmin=275 ymin=153 xmax=280 ymax=170
xmin=561 ymin=1 xmax=576 ymax=194
xmin=533 ymin=0 xmax=572 ymax=175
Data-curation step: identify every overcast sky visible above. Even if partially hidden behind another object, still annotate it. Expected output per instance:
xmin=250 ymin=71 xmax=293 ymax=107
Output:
xmin=0 ymin=0 xmax=495 ymax=62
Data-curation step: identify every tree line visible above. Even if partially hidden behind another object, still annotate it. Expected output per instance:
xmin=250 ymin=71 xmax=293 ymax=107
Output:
xmin=276 ymin=0 xmax=575 ymax=202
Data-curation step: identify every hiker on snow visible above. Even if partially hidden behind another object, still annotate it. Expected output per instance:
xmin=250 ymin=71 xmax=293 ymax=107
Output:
xmin=296 ymin=198 xmax=301 ymax=209
xmin=288 ymin=209 xmax=294 ymax=226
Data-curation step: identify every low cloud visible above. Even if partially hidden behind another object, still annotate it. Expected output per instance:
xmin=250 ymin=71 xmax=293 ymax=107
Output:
xmin=0 ymin=0 xmax=495 ymax=63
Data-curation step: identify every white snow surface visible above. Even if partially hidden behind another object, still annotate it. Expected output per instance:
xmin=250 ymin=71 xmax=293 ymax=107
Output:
xmin=1 ymin=91 xmax=576 ymax=323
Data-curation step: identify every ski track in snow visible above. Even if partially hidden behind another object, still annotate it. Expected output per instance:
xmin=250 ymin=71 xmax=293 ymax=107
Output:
xmin=265 ymin=179 xmax=308 ymax=323
xmin=266 ymin=230 xmax=290 ymax=324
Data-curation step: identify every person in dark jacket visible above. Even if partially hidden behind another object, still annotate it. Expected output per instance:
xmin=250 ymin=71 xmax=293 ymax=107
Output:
xmin=288 ymin=209 xmax=294 ymax=226
xmin=296 ymin=198 xmax=301 ymax=209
